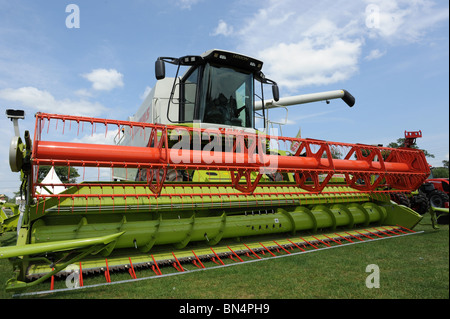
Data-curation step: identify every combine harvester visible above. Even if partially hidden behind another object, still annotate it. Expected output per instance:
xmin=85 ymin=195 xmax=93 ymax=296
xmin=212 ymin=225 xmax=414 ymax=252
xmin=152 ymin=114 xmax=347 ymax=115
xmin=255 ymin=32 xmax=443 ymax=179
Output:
xmin=1 ymin=50 xmax=430 ymax=293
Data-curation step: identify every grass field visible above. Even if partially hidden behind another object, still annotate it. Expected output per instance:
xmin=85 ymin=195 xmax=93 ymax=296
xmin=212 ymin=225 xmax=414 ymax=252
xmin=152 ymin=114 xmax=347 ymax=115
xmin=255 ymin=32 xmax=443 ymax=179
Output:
xmin=0 ymin=213 xmax=448 ymax=300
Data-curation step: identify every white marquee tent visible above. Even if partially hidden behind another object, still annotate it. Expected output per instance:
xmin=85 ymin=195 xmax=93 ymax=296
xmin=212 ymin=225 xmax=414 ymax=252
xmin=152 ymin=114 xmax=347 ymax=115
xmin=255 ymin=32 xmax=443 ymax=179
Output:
xmin=35 ymin=167 xmax=66 ymax=195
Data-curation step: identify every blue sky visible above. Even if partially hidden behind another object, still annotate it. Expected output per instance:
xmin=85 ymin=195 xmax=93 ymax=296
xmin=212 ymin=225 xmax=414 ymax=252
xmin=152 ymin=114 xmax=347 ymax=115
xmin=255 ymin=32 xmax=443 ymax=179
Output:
xmin=0 ymin=0 xmax=448 ymax=197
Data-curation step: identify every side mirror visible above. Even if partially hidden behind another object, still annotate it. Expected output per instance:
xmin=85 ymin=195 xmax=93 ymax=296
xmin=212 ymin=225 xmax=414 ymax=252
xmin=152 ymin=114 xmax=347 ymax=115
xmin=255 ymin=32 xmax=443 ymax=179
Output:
xmin=155 ymin=59 xmax=165 ymax=80
xmin=272 ymin=84 xmax=279 ymax=102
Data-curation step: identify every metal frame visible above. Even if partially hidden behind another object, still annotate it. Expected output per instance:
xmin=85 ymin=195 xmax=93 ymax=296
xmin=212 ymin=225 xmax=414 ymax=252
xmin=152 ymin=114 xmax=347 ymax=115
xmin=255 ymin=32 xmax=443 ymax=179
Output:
xmin=32 ymin=112 xmax=430 ymax=201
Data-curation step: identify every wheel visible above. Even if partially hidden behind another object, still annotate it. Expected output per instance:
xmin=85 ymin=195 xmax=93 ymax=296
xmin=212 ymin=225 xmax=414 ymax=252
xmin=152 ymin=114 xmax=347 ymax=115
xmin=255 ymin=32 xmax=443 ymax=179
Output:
xmin=410 ymin=193 xmax=430 ymax=215
xmin=390 ymin=193 xmax=411 ymax=207
xmin=426 ymin=189 xmax=449 ymax=225
xmin=427 ymin=189 xmax=449 ymax=208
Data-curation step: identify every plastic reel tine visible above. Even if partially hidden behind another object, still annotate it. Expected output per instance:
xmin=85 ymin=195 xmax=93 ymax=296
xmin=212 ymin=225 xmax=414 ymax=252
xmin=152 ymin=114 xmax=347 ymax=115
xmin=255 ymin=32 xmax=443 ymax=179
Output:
xmin=299 ymin=237 xmax=318 ymax=249
xmin=273 ymin=241 xmax=291 ymax=254
xmin=312 ymin=236 xmax=331 ymax=247
xmin=396 ymin=224 xmax=416 ymax=233
xmin=335 ymin=232 xmax=354 ymax=243
xmin=210 ymin=248 xmax=225 ymax=265
xmin=104 ymin=259 xmax=111 ymax=283
xmin=50 ymin=268 xmax=55 ymax=290
xmin=227 ymin=245 xmax=243 ymax=262
xmin=287 ymin=239 xmax=306 ymax=251
xmin=151 ymin=254 xmax=162 ymax=275
xmin=372 ymin=227 xmax=392 ymax=237
xmin=172 ymin=252 xmax=184 ymax=272
xmin=344 ymin=232 xmax=364 ymax=242
xmin=364 ymin=229 xmax=384 ymax=238
xmin=128 ymin=257 xmax=137 ymax=279
xmin=259 ymin=242 xmax=276 ymax=256
xmin=79 ymin=262 xmax=84 ymax=287
xmin=355 ymin=230 xmax=374 ymax=240
xmin=191 ymin=250 xmax=205 ymax=268
xmin=323 ymin=235 xmax=342 ymax=245
xmin=243 ymin=243 xmax=261 ymax=259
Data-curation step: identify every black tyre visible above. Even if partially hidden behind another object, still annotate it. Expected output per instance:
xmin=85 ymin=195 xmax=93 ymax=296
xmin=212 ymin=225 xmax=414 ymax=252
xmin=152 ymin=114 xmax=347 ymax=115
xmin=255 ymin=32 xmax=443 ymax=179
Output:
xmin=427 ymin=189 xmax=449 ymax=208
xmin=426 ymin=189 xmax=449 ymax=225
xmin=390 ymin=193 xmax=411 ymax=207
xmin=410 ymin=193 xmax=430 ymax=215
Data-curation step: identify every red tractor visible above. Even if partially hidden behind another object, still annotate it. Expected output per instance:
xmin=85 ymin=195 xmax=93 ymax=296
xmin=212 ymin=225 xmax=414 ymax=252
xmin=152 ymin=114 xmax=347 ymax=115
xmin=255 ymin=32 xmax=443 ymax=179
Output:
xmin=421 ymin=173 xmax=449 ymax=208
xmin=402 ymin=131 xmax=449 ymax=224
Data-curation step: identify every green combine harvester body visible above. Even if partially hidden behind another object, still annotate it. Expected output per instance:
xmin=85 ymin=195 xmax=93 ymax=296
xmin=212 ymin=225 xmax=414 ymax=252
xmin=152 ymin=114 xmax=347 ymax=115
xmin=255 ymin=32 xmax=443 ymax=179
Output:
xmin=1 ymin=50 xmax=430 ymax=292
xmin=0 ymin=202 xmax=21 ymax=234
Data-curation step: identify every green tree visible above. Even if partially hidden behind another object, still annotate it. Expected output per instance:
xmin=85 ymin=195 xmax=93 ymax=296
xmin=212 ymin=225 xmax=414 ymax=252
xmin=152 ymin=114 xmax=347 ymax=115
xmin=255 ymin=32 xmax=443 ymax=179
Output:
xmin=386 ymin=139 xmax=449 ymax=178
xmin=430 ymin=160 xmax=449 ymax=178
xmin=443 ymin=160 xmax=449 ymax=169
xmin=431 ymin=167 xmax=449 ymax=178
xmin=387 ymin=138 xmax=435 ymax=158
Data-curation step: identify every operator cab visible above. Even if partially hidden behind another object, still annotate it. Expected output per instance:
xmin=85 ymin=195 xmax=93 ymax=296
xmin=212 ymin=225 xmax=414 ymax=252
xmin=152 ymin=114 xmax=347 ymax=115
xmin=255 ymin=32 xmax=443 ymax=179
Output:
xmin=155 ymin=49 xmax=279 ymax=129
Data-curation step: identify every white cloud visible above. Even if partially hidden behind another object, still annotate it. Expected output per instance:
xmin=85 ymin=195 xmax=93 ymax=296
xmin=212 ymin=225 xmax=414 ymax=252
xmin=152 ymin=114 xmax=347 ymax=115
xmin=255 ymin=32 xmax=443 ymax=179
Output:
xmin=211 ymin=20 xmax=234 ymax=36
xmin=232 ymin=1 xmax=365 ymax=90
xmin=364 ymin=49 xmax=386 ymax=61
xmin=0 ymin=86 xmax=107 ymax=117
xmin=259 ymin=38 xmax=362 ymax=89
xmin=364 ymin=0 xmax=449 ymax=42
xmin=225 ymin=0 xmax=448 ymax=91
xmin=176 ymin=0 xmax=202 ymax=10
xmin=82 ymin=68 xmax=124 ymax=91
xmin=74 ymin=88 xmax=93 ymax=98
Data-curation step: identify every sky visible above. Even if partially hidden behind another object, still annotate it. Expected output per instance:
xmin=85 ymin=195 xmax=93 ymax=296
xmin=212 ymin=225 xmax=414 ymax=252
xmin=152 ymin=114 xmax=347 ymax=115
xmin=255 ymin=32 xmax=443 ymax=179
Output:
xmin=0 ymin=0 xmax=448 ymax=198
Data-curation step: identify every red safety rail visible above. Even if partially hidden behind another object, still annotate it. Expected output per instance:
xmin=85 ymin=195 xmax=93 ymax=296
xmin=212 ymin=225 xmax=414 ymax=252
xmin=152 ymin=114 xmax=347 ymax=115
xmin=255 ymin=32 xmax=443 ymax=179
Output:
xmin=31 ymin=113 xmax=430 ymax=199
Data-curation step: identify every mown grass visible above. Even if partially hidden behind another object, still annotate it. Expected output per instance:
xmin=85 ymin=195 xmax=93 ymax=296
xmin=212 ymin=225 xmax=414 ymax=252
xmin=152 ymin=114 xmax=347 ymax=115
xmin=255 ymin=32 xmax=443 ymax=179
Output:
xmin=0 ymin=214 xmax=448 ymax=299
